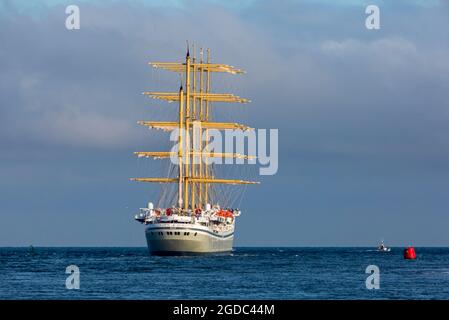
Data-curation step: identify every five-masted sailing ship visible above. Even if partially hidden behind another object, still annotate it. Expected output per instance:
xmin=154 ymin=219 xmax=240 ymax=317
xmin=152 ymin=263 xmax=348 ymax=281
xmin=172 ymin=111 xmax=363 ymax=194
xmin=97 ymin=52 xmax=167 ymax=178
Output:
xmin=132 ymin=45 xmax=258 ymax=255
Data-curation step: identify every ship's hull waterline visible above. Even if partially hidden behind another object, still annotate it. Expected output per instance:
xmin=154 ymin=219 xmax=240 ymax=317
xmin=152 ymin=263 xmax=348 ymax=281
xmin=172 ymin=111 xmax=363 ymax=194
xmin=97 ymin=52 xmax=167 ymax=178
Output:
xmin=145 ymin=224 xmax=234 ymax=255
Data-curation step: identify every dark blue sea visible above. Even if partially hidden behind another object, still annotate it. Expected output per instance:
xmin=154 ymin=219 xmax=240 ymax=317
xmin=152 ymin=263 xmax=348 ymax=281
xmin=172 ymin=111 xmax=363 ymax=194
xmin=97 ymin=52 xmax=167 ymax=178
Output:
xmin=1 ymin=247 xmax=448 ymax=299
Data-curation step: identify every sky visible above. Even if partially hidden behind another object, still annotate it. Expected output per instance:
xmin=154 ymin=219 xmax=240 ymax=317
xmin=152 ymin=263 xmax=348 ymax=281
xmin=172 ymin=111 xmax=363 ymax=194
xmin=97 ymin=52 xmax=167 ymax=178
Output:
xmin=1 ymin=0 xmax=449 ymax=247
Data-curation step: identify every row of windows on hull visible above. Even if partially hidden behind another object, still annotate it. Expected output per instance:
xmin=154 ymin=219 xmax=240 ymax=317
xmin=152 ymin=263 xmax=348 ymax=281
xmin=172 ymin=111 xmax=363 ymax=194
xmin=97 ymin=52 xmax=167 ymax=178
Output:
xmin=150 ymin=231 xmax=198 ymax=236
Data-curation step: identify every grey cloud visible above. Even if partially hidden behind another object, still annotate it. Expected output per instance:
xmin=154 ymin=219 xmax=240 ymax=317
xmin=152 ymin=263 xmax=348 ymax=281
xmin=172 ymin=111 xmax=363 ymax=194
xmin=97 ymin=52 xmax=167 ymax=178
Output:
xmin=1 ymin=1 xmax=449 ymax=246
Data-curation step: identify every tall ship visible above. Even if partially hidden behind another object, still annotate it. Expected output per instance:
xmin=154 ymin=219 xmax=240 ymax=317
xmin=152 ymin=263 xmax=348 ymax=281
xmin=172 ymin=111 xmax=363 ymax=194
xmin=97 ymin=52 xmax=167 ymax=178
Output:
xmin=132 ymin=45 xmax=258 ymax=255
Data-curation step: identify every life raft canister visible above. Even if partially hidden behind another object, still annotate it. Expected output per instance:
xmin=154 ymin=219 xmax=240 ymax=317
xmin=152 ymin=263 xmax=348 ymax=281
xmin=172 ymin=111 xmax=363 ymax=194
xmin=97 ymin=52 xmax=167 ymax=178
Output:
xmin=404 ymin=247 xmax=417 ymax=260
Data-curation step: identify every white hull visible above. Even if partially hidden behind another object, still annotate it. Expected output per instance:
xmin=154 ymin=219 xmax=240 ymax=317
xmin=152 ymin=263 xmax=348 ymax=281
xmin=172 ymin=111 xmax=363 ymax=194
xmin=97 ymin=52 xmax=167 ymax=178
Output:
xmin=145 ymin=223 xmax=234 ymax=255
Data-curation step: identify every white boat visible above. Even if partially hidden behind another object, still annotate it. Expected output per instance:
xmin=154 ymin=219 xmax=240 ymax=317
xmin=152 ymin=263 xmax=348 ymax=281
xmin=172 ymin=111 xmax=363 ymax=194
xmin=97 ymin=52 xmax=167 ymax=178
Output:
xmin=131 ymin=45 xmax=258 ymax=255
xmin=377 ymin=241 xmax=391 ymax=252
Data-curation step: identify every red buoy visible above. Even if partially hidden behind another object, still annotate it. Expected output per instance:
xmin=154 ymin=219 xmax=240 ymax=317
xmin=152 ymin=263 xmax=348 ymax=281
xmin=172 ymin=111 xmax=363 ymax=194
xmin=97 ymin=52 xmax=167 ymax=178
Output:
xmin=404 ymin=247 xmax=417 ymax=260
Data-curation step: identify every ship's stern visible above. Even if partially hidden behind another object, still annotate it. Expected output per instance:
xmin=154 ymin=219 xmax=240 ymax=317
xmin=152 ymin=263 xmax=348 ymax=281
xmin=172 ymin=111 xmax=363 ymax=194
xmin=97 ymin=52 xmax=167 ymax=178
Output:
xmin=145 ymin=224 xmax=233 ymax=255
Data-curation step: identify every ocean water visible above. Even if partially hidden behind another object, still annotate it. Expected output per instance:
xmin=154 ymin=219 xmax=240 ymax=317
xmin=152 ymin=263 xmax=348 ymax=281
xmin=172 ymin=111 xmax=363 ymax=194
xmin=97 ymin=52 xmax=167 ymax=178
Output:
xmin=0 ymin=247 xmax=448 ymax=300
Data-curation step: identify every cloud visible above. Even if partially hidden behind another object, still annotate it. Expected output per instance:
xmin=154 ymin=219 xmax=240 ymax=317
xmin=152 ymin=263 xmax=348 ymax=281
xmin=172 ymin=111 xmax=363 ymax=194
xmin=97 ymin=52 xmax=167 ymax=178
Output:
xmin=1 ymin=1 xmax=449 ymax=157
xmin=39 ymin=110 xmax=134 ymax=148
xmin=321 ymin=37 xmax=449 ymax=70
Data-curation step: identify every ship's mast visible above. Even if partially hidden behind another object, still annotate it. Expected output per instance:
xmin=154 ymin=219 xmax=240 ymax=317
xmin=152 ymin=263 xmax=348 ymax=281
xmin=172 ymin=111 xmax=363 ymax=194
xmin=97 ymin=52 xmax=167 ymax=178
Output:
xmin=177 ymin=85 xmax=184 ymax=208
xmin=191 ymin=44 xmax=196 ymax=210
xmin=184 ymin=47 xmax=191 ymax=210
xmin=131 ymin=44 xmax=259 ymax=213
xmin=198 ymin=48 xmax=204 ymax=207
xmin=204 ymin=48 xmax=210 ymax=205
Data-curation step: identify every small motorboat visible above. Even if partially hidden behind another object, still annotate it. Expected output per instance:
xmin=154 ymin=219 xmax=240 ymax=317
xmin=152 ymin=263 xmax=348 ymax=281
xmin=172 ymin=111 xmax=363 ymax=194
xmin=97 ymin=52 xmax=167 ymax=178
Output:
xmin=377 ymin=241 xmax=391 ymax=252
